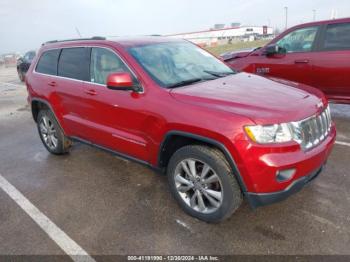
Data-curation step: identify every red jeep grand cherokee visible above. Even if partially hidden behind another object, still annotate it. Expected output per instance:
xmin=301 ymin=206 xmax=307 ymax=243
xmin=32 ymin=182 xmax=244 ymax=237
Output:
xmin=221 ymin=18 xmax=350 ymax=104
xmin=25 ymin=37 xmax=336 ymax=222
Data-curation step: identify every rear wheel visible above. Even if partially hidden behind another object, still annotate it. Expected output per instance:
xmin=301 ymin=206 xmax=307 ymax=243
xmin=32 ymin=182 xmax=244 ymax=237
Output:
xmin=37 ymin=110 xmax=71 ymax=154
xmin=167 ymin=145 xmax=242 ymax=223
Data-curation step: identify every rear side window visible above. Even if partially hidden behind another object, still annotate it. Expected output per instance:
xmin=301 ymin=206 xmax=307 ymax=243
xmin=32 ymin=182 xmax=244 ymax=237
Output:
xmin=323 ymin=23 xmax=350 ymax=51
xmin=36 ymin=49 xmax=60 ymax=75
xmin=58 ymin=47 xmax=90 ymax=81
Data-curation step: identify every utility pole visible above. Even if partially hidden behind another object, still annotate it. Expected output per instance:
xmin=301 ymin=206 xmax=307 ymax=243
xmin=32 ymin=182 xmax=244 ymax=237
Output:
xmin=284 ymin=6 xmax=288 ymax=30
xmin=313 ymin=9 xmax=316 ymax=21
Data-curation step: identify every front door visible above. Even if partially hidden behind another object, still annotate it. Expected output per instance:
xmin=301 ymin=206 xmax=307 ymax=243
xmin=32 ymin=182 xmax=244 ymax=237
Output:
xmin=254 ymin=26 xmax=320 ymax=87
xmin=82 ymin=47 xmax=149 ymax=161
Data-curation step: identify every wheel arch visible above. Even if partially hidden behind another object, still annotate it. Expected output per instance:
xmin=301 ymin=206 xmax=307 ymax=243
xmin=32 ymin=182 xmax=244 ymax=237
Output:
xmin=158 ymin=130 xmax=248 ymax=193
xmin=31 ymin=98 xmax=66 ymax=135
xmin=31 ymin=98 xmax=51 ymax=122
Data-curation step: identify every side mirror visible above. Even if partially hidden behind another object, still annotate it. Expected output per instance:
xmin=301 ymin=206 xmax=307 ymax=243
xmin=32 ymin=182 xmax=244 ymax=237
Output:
xmin=265 ymin=44 xmax=286 ymax=56
xmin=106 ymin=72 xmax=142 ymax=92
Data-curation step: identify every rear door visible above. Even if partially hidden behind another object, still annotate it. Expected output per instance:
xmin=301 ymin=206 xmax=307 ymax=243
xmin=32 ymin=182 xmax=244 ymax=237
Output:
xmin=310 ymin=22 xmax=350 ymax=101
xmin=55 ymin=47 xmax=91 ymax=137
xmin=34 ymin=49 xmax=60 ymax=90
xmin=254 ymin=26 xmax=320 ymax=86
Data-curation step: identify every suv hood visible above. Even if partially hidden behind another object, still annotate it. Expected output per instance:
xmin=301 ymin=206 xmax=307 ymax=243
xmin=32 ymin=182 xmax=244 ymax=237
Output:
xmin=170 ymin=73 xmax=325 ymax=125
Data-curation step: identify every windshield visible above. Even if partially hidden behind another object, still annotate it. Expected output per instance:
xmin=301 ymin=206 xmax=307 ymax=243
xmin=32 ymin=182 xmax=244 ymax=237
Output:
xmin=128 ymin=41 xmax=235 ymax=88
xmin=25 ymin=51 xmax=36 ymax=61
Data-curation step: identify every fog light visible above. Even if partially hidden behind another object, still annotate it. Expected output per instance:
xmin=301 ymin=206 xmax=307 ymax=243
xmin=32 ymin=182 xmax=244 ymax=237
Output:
xmin=276 ymin=168 xmax=296 ymax=182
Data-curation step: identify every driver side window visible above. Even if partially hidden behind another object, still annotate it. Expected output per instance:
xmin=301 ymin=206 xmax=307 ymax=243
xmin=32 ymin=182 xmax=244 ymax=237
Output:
xmin=276 ymin=26 xmax=319 ymax=53
xmin=90 ymin=47 xmax=132 ymax=85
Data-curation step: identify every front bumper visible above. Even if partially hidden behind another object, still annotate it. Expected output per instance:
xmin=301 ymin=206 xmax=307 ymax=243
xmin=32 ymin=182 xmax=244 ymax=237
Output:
xmin=231 ymin=123 xmax=336 ymax=208
xmin=246 ymin=164 xmax=323 ymax=208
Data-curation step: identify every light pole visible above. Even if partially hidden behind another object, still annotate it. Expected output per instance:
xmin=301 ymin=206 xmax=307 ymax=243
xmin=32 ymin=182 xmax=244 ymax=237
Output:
xmin=313 ymin=9 xmax=316 ymax=21
xmin=284 ymin=6 xmax=288 ymax=30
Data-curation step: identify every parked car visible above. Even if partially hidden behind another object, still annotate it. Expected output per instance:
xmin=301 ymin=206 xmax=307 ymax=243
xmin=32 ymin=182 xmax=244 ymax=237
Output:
xmin=221 ymin=18 xmax=350 ymax=104
xmin=25 ymin=37 xmax=335 ymax=222
xmin=17 ymin=50 xmax=36 ymax=81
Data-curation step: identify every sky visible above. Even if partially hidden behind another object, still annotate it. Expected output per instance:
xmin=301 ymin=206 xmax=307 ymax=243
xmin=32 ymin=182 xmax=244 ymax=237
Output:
xmin=0 ymin=0 xmax=349 ymax=54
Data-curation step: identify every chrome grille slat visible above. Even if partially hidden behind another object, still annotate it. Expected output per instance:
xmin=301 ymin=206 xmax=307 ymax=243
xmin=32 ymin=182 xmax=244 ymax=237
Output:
xmin=319 ymin=111 xmax=326 ymax=140
xmin=327 ymin=107 xmax=331 ymax=131
xmin=294 ymin=106 xmax=331 ymax=150
xmin=319 ymin=113 xmax=324 ymax=140
xmin=312 ymin=117 xmax=319 ymax=145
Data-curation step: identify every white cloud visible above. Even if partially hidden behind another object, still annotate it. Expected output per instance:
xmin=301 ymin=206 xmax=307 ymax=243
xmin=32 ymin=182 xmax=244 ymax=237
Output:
xmin=0 ymin=0 xmax=349 ymax=53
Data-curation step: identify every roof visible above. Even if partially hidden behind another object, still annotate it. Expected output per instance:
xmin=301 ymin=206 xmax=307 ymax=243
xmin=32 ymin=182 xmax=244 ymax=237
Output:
xmin=287 ymin=17 xmax=350 ymax=30
xmin=41 ymin=36 xmax=183 ymax=49
xmin=107 ymin=36 xmax=183 ymax=47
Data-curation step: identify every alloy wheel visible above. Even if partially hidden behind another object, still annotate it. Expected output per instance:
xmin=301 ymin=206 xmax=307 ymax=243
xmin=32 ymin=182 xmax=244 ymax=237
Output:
xmin=39 ymin=116 xmax=58 ymax=150
xmin=174 ymin=158 xmax=223 ymax=214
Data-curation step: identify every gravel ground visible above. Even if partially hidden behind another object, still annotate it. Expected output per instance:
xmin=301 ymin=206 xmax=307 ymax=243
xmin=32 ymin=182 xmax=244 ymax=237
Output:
xmin=0 ymin=67 xmax=349 ymax=259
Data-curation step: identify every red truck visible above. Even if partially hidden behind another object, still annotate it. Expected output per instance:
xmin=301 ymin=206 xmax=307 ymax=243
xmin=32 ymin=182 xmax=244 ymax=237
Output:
xmin=221 ymin=18 xmax=350 ymax=104
xmin=25 ymin=37 xmax=335 ymax=222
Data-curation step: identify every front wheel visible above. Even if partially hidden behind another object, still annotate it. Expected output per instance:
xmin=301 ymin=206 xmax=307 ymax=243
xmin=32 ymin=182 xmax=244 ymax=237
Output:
xmin=167 ymin=145 xmax=242 ymax=223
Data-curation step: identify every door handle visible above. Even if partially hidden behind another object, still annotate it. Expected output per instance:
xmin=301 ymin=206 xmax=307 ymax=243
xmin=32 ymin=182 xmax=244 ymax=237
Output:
xmin=294 ymin=59 xmax=309 ymax=64
xmin=85 ymin=89 xmax=98 ymax=95
xmin=48 ymin=81 xmax=56 ymax=87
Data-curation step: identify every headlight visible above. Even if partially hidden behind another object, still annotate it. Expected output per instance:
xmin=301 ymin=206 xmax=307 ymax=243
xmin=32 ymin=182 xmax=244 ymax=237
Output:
xmin=244 ymin=123 xmax=293 ymax=144
xmin=245 ymin=105 xmax=331 ymax=147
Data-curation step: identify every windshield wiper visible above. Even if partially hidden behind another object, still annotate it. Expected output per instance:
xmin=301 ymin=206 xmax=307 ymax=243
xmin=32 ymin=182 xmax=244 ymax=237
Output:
xmin=252 ymin=47 xmax=262 ymax=52
xmin=203 ymin=70 xmax=235 ymax=78
xmin=167 ymin=78 xmax=204 ymax=88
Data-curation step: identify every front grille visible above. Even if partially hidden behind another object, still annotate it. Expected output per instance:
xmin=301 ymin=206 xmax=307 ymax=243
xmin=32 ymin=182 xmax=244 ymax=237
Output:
xmin=292 ymin=106 xmax=332 ymax=150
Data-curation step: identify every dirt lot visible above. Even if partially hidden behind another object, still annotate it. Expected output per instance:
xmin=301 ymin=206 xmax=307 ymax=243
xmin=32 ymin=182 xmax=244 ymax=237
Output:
xmin=0 ymin=66 xmax=349 ymax=259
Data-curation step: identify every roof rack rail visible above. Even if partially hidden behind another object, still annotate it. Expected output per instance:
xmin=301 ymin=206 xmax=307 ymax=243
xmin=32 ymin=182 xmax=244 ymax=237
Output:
xmin=42 ymin=36 xmax=106 ymax=46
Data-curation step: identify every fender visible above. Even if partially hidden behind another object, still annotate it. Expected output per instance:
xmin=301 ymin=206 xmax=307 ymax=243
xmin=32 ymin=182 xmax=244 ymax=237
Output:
xmin=158 ymin=130 xmax=248 ymax=193
xmin=31 ymin=97 xmax=66 ymax=135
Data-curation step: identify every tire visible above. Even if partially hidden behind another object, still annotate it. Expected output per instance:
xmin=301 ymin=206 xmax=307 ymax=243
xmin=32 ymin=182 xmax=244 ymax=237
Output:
xmin=17 ymin=70 xmax=24 ymax=82
xmin=37 ymin=110 xmax=71 ymax=154
xmin=167 ymin=145 xmax=242 ymax=223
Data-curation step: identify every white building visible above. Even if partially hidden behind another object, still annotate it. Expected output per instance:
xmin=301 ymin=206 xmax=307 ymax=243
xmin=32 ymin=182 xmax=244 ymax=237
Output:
xmin=167 ymin=25 xmax=274 ymax=47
